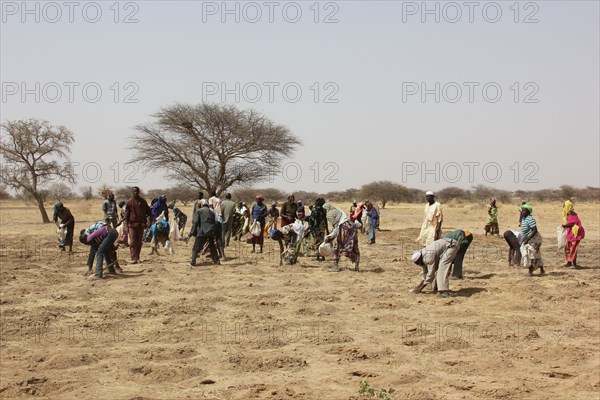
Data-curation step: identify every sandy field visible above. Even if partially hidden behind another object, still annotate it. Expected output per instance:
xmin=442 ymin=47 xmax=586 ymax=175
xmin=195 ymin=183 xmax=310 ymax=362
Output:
xmin=0 ymin=199 xmax=598 ymax=400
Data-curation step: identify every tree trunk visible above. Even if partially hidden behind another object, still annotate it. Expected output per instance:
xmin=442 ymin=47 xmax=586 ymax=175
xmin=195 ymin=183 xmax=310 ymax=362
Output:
xmin=36 ymin=196 xmax=51 ymax=223
xmin=381 ymin=200 xmax=387 ymax=209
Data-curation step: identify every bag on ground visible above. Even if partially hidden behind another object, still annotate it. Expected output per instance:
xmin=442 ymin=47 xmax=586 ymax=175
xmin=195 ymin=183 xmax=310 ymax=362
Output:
xmin=318 ymin=242 xmax=334 ymax=257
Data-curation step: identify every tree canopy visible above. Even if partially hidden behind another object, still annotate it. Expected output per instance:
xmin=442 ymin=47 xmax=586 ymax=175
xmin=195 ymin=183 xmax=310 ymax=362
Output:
xmin=0 ymin=119 xmax=75 ymax=222
xmin=129 ymin=103 xmax=302 ymax=196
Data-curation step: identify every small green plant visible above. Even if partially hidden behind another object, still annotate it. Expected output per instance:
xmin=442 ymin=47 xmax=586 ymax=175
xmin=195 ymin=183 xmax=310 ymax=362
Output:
xmin=358 ymin=381 xmax=396 ymax=400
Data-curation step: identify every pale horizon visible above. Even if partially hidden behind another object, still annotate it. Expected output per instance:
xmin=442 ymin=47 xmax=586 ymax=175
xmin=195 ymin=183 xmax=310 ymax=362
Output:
xmin=2 ymin=1 xmax=599 ymax=194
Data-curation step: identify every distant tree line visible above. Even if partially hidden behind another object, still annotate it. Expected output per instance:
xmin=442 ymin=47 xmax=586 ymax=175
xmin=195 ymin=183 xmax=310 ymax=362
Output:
xmin=3 ymin=181 xmax=597 ymax=209
xmin=1 ymin=117 xmax=597 ymax=219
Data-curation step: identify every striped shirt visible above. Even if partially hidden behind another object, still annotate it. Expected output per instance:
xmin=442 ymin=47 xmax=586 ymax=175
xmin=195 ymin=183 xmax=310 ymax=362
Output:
xmin=521 ymin=215 xmax=537 ymax=239
xmin=85 ymin=222 xmax=107 ymax=235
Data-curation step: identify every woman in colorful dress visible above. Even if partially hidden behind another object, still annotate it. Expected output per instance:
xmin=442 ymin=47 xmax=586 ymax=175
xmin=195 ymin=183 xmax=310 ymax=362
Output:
xmin=323 ymin=203 xmax=360 ymax=272
xmin=562 ymin=200 xmax=585 ymax=268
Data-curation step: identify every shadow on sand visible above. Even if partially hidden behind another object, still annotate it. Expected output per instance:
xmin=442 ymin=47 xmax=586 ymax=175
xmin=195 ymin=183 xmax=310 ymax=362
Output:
xmin=467 ymin=273 xmax=496 ymax=280
xmin=453 ymin=287 xmax=488 ymax=297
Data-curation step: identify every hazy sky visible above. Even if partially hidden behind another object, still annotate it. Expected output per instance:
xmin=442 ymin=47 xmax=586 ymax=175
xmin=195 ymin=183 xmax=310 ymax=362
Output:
xmin=2 ymin=0 xmax=599 ymax=194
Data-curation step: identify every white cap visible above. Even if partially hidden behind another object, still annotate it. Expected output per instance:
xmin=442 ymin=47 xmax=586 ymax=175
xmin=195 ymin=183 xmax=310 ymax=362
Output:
xmin=411 ymin=251 xmax=422 ymax=263
xmin=425 ymin=191 xmax=434 ymax=196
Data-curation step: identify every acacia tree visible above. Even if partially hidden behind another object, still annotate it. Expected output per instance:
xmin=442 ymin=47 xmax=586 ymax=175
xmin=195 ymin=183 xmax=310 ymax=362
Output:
xmin=359 ymin=181 xmax=409 ymax=208
xmin=129 ymin=103 xmax=302 ymax=196
xmin=0 ymin=119 xmax=76 ymax=223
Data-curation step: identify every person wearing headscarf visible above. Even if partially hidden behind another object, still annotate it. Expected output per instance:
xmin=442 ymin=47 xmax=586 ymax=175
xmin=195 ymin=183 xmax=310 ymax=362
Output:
xmin=371 ymin=202 xmax=381 ymax=231
xmin=323 ymin=203 xmax=360 ymax=272
xmin=520 ymin=204 xmax=545 ymax=276
xmin=484 ymin=198 xmax=499 ymax=236
xmin=562 ymin=198 xmax=574 ymax=224
xmin=53 ymin=201 xmax=75 ymax=254
xmin=416 ymin=191 xmax=443 ymax=246
xmin=350 ymin=201 xmax=365 ymax=233
xmin=519 ymin=201 xmax=527 ymax=224
xmin=561 ymin=200 xmax=584 ymax=268
xmin=250 ymin=195 xmax=268 ymax=253
xmin=145 ymin=195 xmax=168 ymax=244
xmin=150 ymin=194 xmax=169 ymax=225
xmin=366 ymin=202 xmax=379 ymax=244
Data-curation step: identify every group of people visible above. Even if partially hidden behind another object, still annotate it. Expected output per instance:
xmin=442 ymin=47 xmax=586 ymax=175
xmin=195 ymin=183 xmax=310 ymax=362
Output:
xmin=266 ymin=198 xmax=361 ymax=271
xmin=52 ymin=187 xmax=185 ymax=279
xmin=411 ymin=191 xmax=471 ymax=298
xmin=51 ymin=186 xmax=586 ymax=286
xmin=348 ymin=199 xmax=380 ymax=244
xmin=502 ymin=199 xmax=585 ymax=276
xmin=409 ymin=191 xmax=586 ymax=298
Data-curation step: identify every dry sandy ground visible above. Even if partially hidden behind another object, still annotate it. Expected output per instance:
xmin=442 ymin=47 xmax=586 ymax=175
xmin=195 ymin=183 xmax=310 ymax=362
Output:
xmin=0 ymin=199 xmax=598 ymax=400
